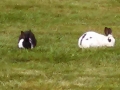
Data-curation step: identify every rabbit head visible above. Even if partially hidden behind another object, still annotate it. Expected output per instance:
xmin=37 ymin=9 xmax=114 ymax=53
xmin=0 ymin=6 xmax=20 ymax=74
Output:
xmin=104 ymin=27 xmax=115 ymax=47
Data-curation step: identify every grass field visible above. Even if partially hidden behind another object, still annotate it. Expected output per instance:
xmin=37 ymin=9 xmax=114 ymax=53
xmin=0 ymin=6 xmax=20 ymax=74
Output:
xmin=0 ymin=0 xmax=120 ymax=90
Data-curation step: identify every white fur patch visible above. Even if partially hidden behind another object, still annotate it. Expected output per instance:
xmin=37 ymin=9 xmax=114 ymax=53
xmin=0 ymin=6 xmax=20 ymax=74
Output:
xmin=29 ymin=38 xmax=33 ymax=49
xmin=18 ymin=39 xmax=24 ymax=48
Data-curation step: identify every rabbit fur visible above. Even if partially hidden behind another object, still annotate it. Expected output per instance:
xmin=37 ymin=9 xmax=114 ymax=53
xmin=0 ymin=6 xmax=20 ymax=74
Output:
xmin=78 ymin=27 xmax=115 ymax=48
xmin=18 ymin=30 xmax=37 ymax=49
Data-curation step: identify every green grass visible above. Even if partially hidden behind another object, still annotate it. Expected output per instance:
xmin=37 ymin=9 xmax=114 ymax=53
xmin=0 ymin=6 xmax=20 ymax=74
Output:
xmin=0 ymin=0 xmax=120 ymax=90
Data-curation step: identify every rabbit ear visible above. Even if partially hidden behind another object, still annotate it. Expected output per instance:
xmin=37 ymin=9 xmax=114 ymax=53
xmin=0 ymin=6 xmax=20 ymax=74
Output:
xmin=21 ymin=31 xmax=24 ymax=35
xmin=19 ymin=31 xmax=25 ymax=41
xmin=104 ymin=27 xmax=112 ymax=36
xmin=108 ymin=28 xmax=112 ymax=34
xmin=104 ymin=27 xmax=109 ymax=36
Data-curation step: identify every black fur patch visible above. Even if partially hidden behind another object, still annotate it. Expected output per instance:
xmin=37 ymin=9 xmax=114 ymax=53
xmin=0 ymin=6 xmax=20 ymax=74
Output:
xmin=80 ymin=34 xmax=86 ymax=45
xmin=108 ymin=38 xmax=111 ymax=42
xmin=23 ymin=41 xmax=31 ymax=49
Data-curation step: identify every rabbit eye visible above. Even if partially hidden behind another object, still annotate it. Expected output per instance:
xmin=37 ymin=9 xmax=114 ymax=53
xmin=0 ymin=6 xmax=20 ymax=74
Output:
xmin=108 ymin=38 xmax=111 ymax=42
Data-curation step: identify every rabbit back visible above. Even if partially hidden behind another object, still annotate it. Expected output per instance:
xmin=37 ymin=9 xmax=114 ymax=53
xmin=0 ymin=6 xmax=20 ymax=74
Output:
xmin=78 ymin=31 xmax=107 ymax=48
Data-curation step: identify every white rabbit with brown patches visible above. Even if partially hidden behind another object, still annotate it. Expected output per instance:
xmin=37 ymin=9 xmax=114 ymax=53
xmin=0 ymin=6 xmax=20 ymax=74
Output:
xmin=78 ymin=27 xmax=115 ymax=48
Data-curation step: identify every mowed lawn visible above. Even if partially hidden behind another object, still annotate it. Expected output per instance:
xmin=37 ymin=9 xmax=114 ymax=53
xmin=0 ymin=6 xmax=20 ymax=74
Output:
xmin=0 ymin=0 xmax=120 ymax=90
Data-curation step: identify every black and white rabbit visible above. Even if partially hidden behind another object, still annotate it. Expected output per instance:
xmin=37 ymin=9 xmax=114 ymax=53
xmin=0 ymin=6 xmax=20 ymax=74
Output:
xmin=78 ymin=27 xmax=115 ymax=48
xmin=18 ymin=30 xmax=37 ymax=49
